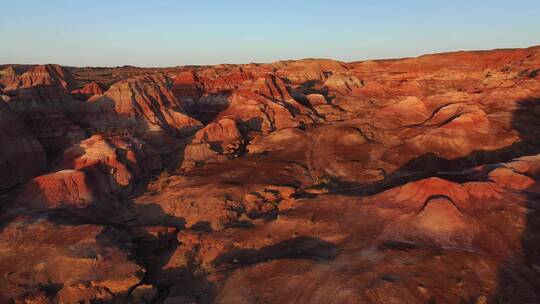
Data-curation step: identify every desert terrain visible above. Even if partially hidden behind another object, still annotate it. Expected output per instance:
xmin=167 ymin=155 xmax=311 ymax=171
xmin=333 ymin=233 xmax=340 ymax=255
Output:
xmin=1 ymin=46 xmax=540 ymax=303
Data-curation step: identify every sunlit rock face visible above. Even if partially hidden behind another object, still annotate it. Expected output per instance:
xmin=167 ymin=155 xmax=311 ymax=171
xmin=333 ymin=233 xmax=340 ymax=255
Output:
xmin=1 ymin=46 xmax=540 ymax=303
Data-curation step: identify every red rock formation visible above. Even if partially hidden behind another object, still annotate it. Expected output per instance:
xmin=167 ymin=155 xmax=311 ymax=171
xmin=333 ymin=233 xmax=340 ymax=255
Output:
xmin=173 ymin=70 xmax=201 ymax=99
xmin=15 ymin=134 xmax=162 ymax=214
xmin=218 ymin=74 xmax=318 ymax=133
xmin=57 ymin=134 xmax=162 ymax=191
xmin=2 ymin=64 xmax=87 ymax=157
xmin=5 ymin=64 xmax=75 ymax=92
xmin=181 ymin=118 xmax=243 ymax=170
xmin=71 ymin=81 xmax=103 ymax=100
xmin=102 ymin=74 xmax=202 ymax=137
xmin=1 ymin=46 xmax=540 ymax=303
xmin=17 ymin=169 xmax=95 ymax=209
xmin=0 ymin=65 xmax=19 ymax=89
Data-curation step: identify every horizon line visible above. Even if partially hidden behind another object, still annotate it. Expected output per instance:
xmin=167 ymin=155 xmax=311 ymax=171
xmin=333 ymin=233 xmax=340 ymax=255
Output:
xmin=2 ymin=44 xmax=539 ymax=69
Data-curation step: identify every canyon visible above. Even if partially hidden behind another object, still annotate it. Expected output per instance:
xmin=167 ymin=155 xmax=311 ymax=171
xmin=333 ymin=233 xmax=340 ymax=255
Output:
xmin=1 ymin=46 xmax=540 ymax=303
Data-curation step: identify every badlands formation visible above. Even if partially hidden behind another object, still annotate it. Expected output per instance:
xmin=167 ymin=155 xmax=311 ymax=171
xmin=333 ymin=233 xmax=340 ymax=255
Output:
xmin=0 ymin=46 xmax=540 ymax=303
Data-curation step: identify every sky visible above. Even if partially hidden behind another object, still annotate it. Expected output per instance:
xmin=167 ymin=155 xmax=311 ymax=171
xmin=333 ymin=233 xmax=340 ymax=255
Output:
xmin=1 ymin=0 xmax=539 ymax=67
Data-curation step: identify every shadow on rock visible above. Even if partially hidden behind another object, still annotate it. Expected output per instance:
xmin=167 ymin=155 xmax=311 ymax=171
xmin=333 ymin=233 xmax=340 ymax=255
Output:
xmin=213 ymin=236 xmax=338 ymax=270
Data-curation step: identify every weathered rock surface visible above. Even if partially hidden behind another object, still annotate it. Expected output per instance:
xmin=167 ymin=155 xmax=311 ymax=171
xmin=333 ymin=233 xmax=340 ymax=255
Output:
xmin=0 ymin=66 xmax=19 ymax=88
xmin=1 ymin=46 xmax=540 ymax=303
xmin=0 ymin=100 xmax=46 ymax=190
xmin=101 ymin=74 xmax=203 ymax=137
xmin=1 ymin=64 xmax=87 ymax=158
xmin=4 ymin=64 xmax=75 ymax=94
xmin=0 ymin=218 xmax=142 ymax=303
xmin=180 ymin=118 xmax=243 ymax=170
xmin=71 ymin=81 xmax=103 ymax=100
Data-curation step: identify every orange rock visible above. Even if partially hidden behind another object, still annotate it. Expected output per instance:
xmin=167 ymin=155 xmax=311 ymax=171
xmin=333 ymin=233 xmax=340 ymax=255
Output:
xmin=173 ymin=69 xmax=201 ymax=98
xmin=305 ymin=93 xmax=327 ymax=106
xmin=104 ymin=74 xmax=203 ymax=137
xmin=6 ymin=64 xmax=75 ymax=92
xmin=181 ymin=118 xmax=243 ymax=170
xmin=71 ymin=81 xmax=103 ymax=99
xmin=57 ymin=134 xmax=162 ymax=192
xmin=488 ymin=167 xmax=535 ymax=190
xmin=17 ymin=169 xmax=94 ymax=209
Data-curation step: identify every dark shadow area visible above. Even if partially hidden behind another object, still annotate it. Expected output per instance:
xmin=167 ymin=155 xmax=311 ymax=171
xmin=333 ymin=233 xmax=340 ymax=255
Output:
xmin=288 ymin=78 xmax=335 ymax=106
xmin=150 ymin=266 xmax=217 ymax=304
xmin=126 ymin=225 xmax=217 ymax=303
xmin=172 ymin=72 xmax=233 ymax=125
xmin=492 ymin=190 xmax=540 ymax=303
xmin=213 ymin=236 xmax=338 ymax=270
xmin=238 ymin=116 xmax=264 ymax=133
xmin=132 ymin=203 xmax=186 ymax=229
xmin=37 ymin=282 xmax=64 ymax=300
xmin=41 ymin=190 xmax=215 ymax=303
xmin=182 ymin=92 xmax=232 ymax=125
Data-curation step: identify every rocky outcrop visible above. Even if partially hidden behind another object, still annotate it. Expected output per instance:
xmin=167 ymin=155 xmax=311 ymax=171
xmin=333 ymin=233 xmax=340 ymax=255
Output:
xmin=218 ymin=74 xmax=317 ymax=133
xmin=173 ymin=70 xmax=201 ymax=99
xmin=17 ymin=169 xmax=95 ymax=209
xmin=16 ymin=134 xmax=162 ymax=212
xmin=4 ymin=64 xmax=75 ymax=106
xmin=181 ymin=118 xmax=243 ymax=170
xmin=71 ymin=81 xmax=103 ymax=100
xmin=274 ymin=58 xmax=348 ymax=85
xmin=57 ymin=134 xmax=162 ymax=191
xmin=101 ymin=74 xmax=203 ymax=137
xmin=2 ymin=64 xmax=87 ymax=157
xmin=0 ymin=65 xmax=19 ymax=89
xmin=5 ymin=64 xmax=74 ymax=92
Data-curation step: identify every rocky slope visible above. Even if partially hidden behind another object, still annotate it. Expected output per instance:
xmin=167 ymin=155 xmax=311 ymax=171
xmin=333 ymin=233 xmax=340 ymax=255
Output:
xmin=0 ymin=46 xmax=540 ymax=303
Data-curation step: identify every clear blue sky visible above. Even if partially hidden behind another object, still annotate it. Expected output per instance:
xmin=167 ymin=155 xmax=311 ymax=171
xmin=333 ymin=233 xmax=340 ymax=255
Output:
xmin=1 ymin=0 xmax=539 ymax=67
